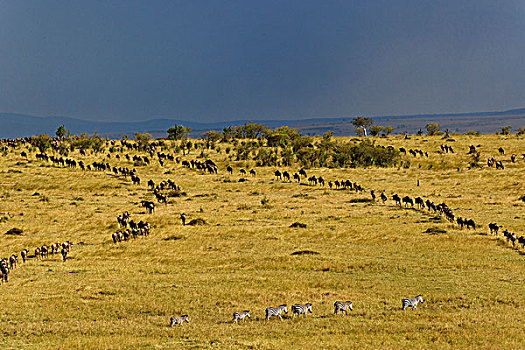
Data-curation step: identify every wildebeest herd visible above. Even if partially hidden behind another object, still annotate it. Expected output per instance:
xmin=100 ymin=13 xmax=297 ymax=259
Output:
xmin=1 ymin=241 xmax=72 ymax=284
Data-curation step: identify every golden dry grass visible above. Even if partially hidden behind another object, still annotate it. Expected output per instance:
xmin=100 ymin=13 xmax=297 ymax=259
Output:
xmin=1 ymin=134 xmax=525 ymax=349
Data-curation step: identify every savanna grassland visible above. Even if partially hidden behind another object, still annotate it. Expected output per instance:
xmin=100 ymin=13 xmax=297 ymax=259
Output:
xmin=1 ymin=134 xmax=525 ymax=349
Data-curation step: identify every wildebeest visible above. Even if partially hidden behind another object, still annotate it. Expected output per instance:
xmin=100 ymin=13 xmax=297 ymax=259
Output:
xmin=274 ymin=170 xmax=282 ymax=180
xmin=141 ymin=201 xmax=155 ymax=214
xmin=299 ymin=168 xmax=307 ymax=178
xmin=392 ymin=194 xmax=401 ymax=206
xmin=20 ymin=249 xmax=28 ymax=263
xmin=380 ymin=192 xmax=387 ymax=203
xmin=488 ymin=223 xmax=499 ymax=235
xmin=226 ymin=166 xmax=233 ymax=175
xmin=498 ymin=147 xmax=505 ymax=155
xmin=240 ymin=169 xmax=246 ymax=176
xmin=282 ymin=171 xmax=290 ymax=181
xmin=465 ymin=219 xmax=476 ymax=230
xmin=402 ymin=196 xmax=413 ymax=207
xmin=293 ymin=173 xmax=300 ymax=182
xmin=180 ymin=213 xmax=186 ymax=226
xmin=317 ymin=176 xmax=325 ymax=186
xmin=249 ymin=169 xmax=256 ymax=176
xmin=415 ymin=197 xmax=424 ymax=209
xmin=495 ymin=161 xmax=504 ymax=170
xmin=370 ymin=190 xmax=376 ymax=201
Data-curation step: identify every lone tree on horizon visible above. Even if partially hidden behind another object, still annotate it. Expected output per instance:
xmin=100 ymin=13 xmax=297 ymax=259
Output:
xmin=351 ymin=116 xmax=373 ymax=137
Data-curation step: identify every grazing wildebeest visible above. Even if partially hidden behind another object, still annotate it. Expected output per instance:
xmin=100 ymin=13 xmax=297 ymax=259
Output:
xmin=415 ymin=197 xmax=424 ymax=209
xmin=299 ymin=169 xmax=307 ymax=178
xmin=399 ymin=147 xmax=406 ymax=154
xmin=61 ymin=248 xmax=68 ymax=261
xmin=392 ymin=194 xmax=401 ymax=206
xmin=495 ymin=161 xmax=504 ymax=170
xmin=227 ymin=166 xmax=233 ymax=175
xmin=518 ymin=236 xmax=525 ymax=249
xmin=380 ymin=192 xmax=387 ymax=203
xmin=41 ymin=245 xmax=49 ymax=259
xmin=21 ymin=249 xmax=28 ymax=263
xmin=131 ymin=174 xmax=141 ymax=185
xmin=293 ymin=173 xmax=300 ymax=182
xmin=9 ymin=255 xmax=17 ymax=269
xmin=465 ymin=219 xmax=476 ymax=230
xmin=308 ymin=176 xmax=317 ymax=186
xmin=147 ymin=179 xmax=155 ymax=189
xmin=34 ymin=248 xmax=41 ymax=260
xmin=488 ymin=223 xmax=499 ymax=235
xmin=456 ymin=217 xmax=465 ymax=229
xmin=498 ymin=147 xmax=505 ymax=155
xmin=402 ymin=196 xmax=414 ymax=207
xmin=282 ymin=171 xmax=290 ymax=181
xmin=274 ymin=170 xmax=282 ymax=180
xmin=249 ymin=169 xmax=256 ymax=176
xmin=240 ymin=169 xmax=247 ymax=176
xmin=141 ymin=201 xmax=155 ymax=214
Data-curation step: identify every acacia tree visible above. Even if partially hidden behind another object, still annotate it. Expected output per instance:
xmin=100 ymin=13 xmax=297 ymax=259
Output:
xmin=425 ymin=123 xmax=441 ymax=136
xmin=55 ymin=125 xmax=69 ymax=139
xmin=369 ymin=125 xmax=384 ymax=136
xmin=167 ymin=125 xmax=191 ymax=140
xmin=351 ymin=116 xmax=373 ymax=137
xmin=383 ymin=126 xmax=395 ymax=135
xmin=135 ymin=132 xmax=152 ymax=151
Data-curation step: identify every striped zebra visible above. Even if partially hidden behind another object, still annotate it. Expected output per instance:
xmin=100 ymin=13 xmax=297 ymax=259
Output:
xmin=334 ymin=301 xmax=353 ymax=316
xmin=265 ymin=304 xmax=287 ymax=320
xmin=402 ymin=295 xmax=424 ymax=310
xmin=170 ymin=315 xmax=190 ymax=327
xmin=233 ymin=310 xmax=251 ymax=323
xmin=291 ymin=303 xmax=312 ymax=318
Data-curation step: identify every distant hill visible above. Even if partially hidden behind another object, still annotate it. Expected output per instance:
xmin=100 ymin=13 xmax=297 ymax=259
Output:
xmin=0 ymin=108 xmax=524 ymax=139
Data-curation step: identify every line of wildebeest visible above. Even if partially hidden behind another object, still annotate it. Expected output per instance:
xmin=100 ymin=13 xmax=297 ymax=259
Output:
xmin=0 ymin=241 xmax=73 ymax=285
xmin=267 ymin=166 xmax=525 ymax=252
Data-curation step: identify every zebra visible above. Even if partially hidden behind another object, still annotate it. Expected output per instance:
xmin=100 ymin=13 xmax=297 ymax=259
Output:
xmin=334 ymin=301 xmax=353 ymax=315
xmin=402 ymin=295 xmax=424 ymax=310
xmin=233 ymin=310 xmax=251 ymax=323
xmin=291 ymin=303 xmax=312 ymax=318
xmin=265 ymin=304 xmax=287 ymax=320
xmin=170 ymin=315 xmax=190 ymax=327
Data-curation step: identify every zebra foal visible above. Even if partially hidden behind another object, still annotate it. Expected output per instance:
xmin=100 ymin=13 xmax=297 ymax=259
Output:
xmin=170 ymin=315 xmax=190 ymax=326
xmin=402 ymin=295 xmax=424 ymax=310
xmin=233 ymin=310 xmax=251 ymax=323
xmin=291 ymin=303 xmax=312 ymax=318
xmin=265 ymin=304 xmax=287 ymax=320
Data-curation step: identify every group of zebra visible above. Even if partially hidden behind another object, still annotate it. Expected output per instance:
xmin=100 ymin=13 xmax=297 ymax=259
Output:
xmin=0 ymin=241 xmax=72 ymax=284
xmin=170 ymin=296 xmax=424 ymax=327
xmin=488 ymin=223 xmax=525 ymax=249
xmin=112 ymin=211 xmax=152 ymax=244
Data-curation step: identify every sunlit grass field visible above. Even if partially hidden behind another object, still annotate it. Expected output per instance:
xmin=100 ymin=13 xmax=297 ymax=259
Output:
xmin=1 ymin=134 xmax=524 ymax=349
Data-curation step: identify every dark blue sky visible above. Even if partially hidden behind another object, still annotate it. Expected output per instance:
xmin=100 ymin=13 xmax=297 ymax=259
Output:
xmin=1 ymin=1 xmax=525 ymax=122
